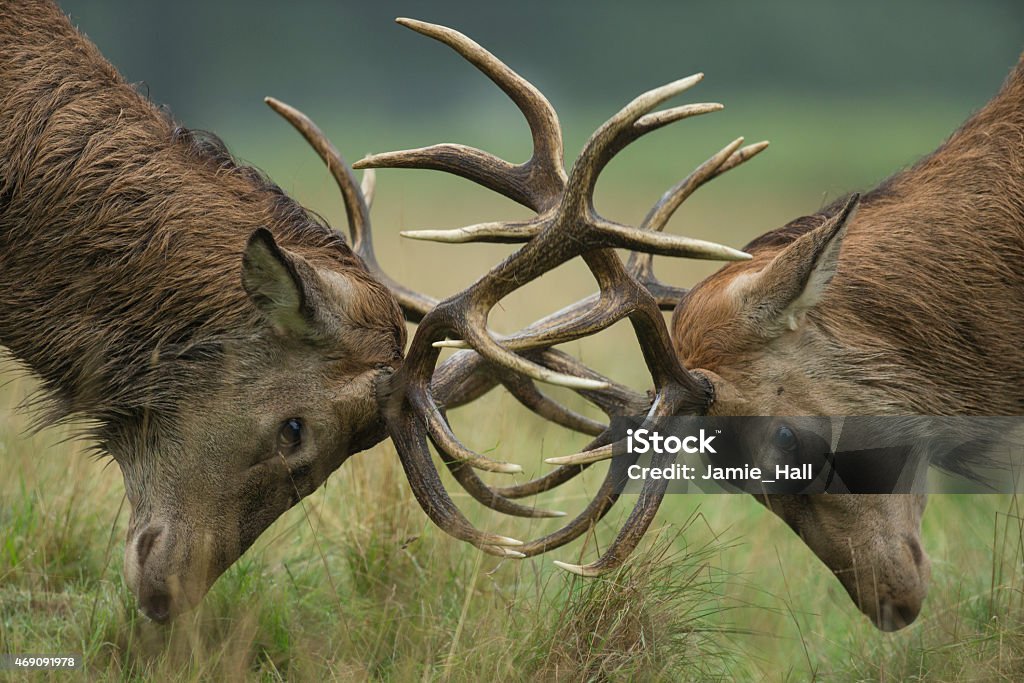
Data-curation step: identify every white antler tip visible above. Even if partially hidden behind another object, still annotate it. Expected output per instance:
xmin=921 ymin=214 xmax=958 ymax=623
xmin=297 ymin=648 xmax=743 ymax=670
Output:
xmin=495 ymin=535 xmax=524 ymax=547
xmin=678 ymin=72 xmax=704 ymax=88
xmin=546 ymin=374 xmax=609 ymax=391
xmin=544 ymin=445 xmax=614 ymax=466
xmin=714 ymin=244 xmax=753 ymax=261
xmin=395 ymin=17 xmax=446 ymax=37
xmin=553 ymin=560 xmax=589 ymax=576
xmin=431 ymin=339 xmax=469 ymax=349
xmin=264 ymin=97 xmax=293 ymax=114
xmin=401 ymin=229 xmax=471 ymax=243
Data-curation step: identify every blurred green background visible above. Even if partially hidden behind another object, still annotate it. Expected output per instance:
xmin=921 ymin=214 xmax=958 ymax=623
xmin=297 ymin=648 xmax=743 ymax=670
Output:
xmin=59 ymin=0 xmax=1022 ymax=123
xmin=56 ymin=0 xmax=1024 ymax=326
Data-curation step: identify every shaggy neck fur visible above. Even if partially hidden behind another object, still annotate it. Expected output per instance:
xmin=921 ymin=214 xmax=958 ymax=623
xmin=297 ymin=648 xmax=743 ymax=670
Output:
xmin=0 ymin=1 xmax=402 ymax=428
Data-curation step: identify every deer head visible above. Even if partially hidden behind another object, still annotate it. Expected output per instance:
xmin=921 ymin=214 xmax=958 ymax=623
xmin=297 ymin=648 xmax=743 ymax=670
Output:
xmin=117 ymin=222 xmax=407 ymax=623
xmin=670 ymin=197 xmax=932 ymax=629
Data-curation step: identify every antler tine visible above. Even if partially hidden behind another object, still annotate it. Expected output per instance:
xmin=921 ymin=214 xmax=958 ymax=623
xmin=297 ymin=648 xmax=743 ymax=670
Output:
xmin=401 ymin=220 xmax=538 ymax=245
xmin=432 ymin=404 xmax=567 ymax=518
xmin=413 ymin=344 xmax=620 ymax=513
xmin=265 ymin=97 xmax=436 ymax=322
xmin=353 ymin=18 xmax=565 ymax=212
xmin=382 ymin=391 xmax=527 ymax=555
xmin=492 ymin=463 xmax=590 ymax=499
xmin=443 ymin=459 xmax=568 ymax=518
xmin=642 ymin=137 xmax=747 ymax=234
xmin=521 ymin=75 xmax=748 ymax=262
xmin=431 ymin=346 xmax=651 ymax=502
xmin=514 ymin=447 xmax=640 ymax=557
xmin=433 ymin=291 xmax=649 ymax=356
xmin=496 ymin=368 xmax=606 ymax=436
xmin=440 ymin=428 xmax=635 ymax=553
xmin=568 ymin=73 xmax=704 ymax=192
xmin=398 ymin=102 xmax=725 ymax=246
xmin=624 ymin=138 xmax=770 ymax=309
xmin=550 ymin=389 xmax=696 ymax=574
xmin=428 ymin=350 xmax=502 ymax=410
xmin=431 ymin=349 xmax=608 ymax=434
xmin=264 ymin=97 xmax=368 ymax=246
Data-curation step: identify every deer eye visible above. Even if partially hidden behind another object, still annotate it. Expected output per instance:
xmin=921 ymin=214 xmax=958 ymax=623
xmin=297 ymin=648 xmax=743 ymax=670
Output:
xmin=277 ymin=418 xmax=304 ymax=455
xmin=772 ymin=424 xmax=798 ymax=453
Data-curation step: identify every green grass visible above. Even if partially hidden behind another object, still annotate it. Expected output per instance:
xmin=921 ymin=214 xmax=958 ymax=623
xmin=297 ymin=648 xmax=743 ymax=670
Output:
xmin=0 ymin=371 xmax=746 ymax=681
xmin=4 ymin=99 xmax=1023 ymax=680
xmin=5 ymin=363 xmax=1024 ymax=681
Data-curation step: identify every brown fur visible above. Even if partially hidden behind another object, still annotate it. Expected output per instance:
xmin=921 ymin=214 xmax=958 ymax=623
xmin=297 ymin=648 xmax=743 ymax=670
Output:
xmin=671 ymin=53 xmax=1024 ymax=630
xmin=0 ymin=0 xmax=405 ymax=622
xmin=676 ymin=55 xmax=1024 ymax=415
xmin=0 ymin=0 xmax=404 ymax=428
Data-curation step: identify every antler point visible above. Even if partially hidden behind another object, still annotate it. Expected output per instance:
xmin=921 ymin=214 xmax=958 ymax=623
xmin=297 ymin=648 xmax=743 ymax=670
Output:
xmin=495 ymin=535 xmax=524 ymax=547
xmin=553 ymin=560 xmax=590 ymax=576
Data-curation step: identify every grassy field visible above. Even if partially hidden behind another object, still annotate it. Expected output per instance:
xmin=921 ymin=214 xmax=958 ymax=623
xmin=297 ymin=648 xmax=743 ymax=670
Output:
xmin=4 ymin=101 xmax=1024 ymax=681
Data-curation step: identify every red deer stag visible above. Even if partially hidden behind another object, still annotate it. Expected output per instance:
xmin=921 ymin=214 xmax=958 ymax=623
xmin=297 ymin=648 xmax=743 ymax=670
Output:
xmin=0 ymin=4 xmax=754 ymax=622
xmin=1 ymin=0 xmax=405 ymax=622
xmin=347 ymin=20 xmax=1024 ymax=631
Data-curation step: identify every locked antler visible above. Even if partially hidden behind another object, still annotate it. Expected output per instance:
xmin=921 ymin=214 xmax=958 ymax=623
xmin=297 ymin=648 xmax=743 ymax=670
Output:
xmin=358 ymin=19 xmax=765 ymax=574
xmin=269 ymin=17 xmax=766 ymax=573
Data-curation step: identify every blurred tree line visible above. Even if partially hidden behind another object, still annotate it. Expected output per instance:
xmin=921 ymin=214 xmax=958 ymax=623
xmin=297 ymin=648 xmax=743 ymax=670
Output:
xmin=58 ymin=0 xmax=1022 ymax=127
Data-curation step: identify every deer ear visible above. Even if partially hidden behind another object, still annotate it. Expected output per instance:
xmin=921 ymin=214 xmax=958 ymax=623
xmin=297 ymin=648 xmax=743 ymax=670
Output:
xmin=241 ymin=228 xmax=318 ymax=337
xmin=745 ymin=194 xmax=859 ymax=334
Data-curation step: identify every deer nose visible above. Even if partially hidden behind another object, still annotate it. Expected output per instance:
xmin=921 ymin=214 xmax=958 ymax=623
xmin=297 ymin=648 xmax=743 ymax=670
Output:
xmin=877 ymin=598 xmax=921 ymax=631
xmin=139 ymin=585 xmax=172 ymax=624
xmin=131 ymin=525 xmax=176 ymax=624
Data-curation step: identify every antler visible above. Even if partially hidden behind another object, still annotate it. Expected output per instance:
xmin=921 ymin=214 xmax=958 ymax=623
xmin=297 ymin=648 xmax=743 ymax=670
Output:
xmin=267 ymin=98 xmax=643 ymax=527
xmin=264 ymin=97 xmax=436 ymax=323
xmin=354 ymin=19 xmax=764 ymax=575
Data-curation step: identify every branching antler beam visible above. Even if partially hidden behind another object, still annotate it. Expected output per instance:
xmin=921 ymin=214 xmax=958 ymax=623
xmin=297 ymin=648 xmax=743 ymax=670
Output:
xmin=271 ymin=17 xmax=765 ymax=574
xmin=360 ymin=18 xmax=760 ymax=574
